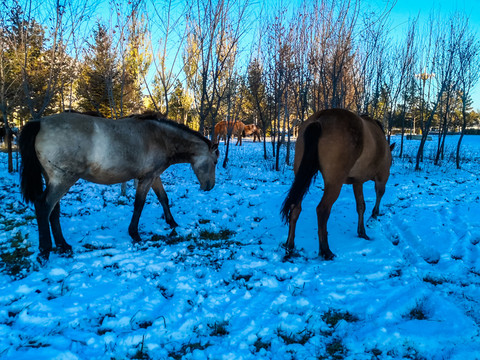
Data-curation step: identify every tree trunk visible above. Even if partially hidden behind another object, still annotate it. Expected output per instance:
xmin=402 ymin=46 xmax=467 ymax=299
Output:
xmin=456 ymin=101 xmax=468 ymax=169
xmin=2 ymin=112 xmax=13 ymax=173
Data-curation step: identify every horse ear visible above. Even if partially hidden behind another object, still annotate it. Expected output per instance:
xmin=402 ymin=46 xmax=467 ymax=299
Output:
xmin=390 ymin=143 xmax=396 ymax=152
xmin=211 ymin=143 xmax=219 ymax=151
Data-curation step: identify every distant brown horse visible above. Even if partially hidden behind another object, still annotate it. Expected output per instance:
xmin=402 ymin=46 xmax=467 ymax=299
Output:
xmin=214 ymin=120 xmax=246 ymax=145
xmin=244 ymin=124 xmax=262 ymax=142
xmin=281 ymin=108 xmax=395 ymax=260
xmin=19 ymin=111 xmax=219 ymax=264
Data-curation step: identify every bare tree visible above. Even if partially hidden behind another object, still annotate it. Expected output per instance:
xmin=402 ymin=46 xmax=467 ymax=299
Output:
xmin=14 ymin=0 xmax=91 ymax=120
xmin=455 ymin=16 xmax=480 ymax=169
xmin=247 ymin=55 xmax=269 ymax=159
xmin=263 ymin=5 xmax=292 ymax=171
xmin=415 ymin=13 xmax=462 ymax=170
xmin=183 ymin=0 xmax=249 ymax=137
xmin=308 ymin=0 xmax=359 ymax=112
xmin=384 ymin=18 xmax=417 ymax=142
xmin=147 ymin=0 xmax=188 ymax=116
xmin=351 ymin=5 xmax=391 ymax=116
xmin=0 ymin=4 xmax=22 ymax=172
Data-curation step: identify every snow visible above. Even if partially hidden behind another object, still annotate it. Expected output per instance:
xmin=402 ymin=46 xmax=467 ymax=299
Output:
xmin=1 ymin=135 xmax=480 ymax=359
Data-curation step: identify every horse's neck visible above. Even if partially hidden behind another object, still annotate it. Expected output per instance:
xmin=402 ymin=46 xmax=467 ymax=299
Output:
xmin=155 ymin=123 xmax=204 ymax=163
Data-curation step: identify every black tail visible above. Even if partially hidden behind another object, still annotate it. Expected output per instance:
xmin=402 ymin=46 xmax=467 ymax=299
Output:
xmin=280 ymin=122 xmax=322 ymax=223
xmin=19 ymin=121 xmax=43 ymax=204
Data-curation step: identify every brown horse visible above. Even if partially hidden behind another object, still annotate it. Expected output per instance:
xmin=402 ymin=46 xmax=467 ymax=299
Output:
xmin=19 ymin=112 xmax=219 ymax=264
xmin=214 ymin=120 xmax=246 ymax=145
xmin=244 ymin=124 xmax=262 ymax=142
xmin=281 ymin=108 xmax=394 ymax=260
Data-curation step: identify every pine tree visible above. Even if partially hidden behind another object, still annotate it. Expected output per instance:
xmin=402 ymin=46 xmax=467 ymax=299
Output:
xmin=77 ymin=23 xmax=118 ymax=117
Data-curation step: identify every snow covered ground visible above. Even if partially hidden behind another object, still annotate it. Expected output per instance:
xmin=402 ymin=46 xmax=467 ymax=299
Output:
xmin=0 ymin=135 xmax=479 ymax=360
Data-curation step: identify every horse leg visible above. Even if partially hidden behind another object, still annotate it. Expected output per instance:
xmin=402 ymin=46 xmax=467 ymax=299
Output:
xmin=34 ymin=195 xmax=53 ymax=263
xmin=128 ymin=177 xmax=154 ymax=243
xmin=49 ymin=202 xmax=73 ymax=254
xmin=316 ymin=183 xmax=342 ymax=260
xmin=152 ymin=177 xmax=178 ymax=228
xmin=371 ymin=179 xmax=386 ymax=219
xmin=353 ymin=183 xmax=369 ymax=240
xmin=34 ymin=181 xmax=75 ymax=264
xmin=285 ymin=203 xmax=302 ymax=252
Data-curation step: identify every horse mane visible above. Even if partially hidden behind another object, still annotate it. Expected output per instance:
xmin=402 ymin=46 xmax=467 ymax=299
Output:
xmin=360 ymin=114 xmax=385 ymax=134
xmin=128 ymin=111 xmax=214 ymax=148
xmin=64 ymin=109 xmax=105 ymax=117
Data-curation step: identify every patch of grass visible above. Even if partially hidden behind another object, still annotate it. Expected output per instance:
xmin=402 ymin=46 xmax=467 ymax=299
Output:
xmin=322 ymin=309 xmax=359 ymax=327
xmin=168 ymin=342 xmax=211 ymax=360
xmin=97 ymin=328 xmax=112 ymax=335
xmin=103 ymin=263 xmax=119 ymax=270
xmin=232 ymin=273 xmax=253 ymax=282
xmin=389 ymin=268 xmax=402 ymax=278
xmin=0 ymin=232 xmax=34 ymax=279
xmin=23 ymin=339 xmax=50 ymax=349
xmin=0 ymin=215 xmax=33 ymax=232
xmin=209 ymin=320 xmax=229 ymax=336
xmin=253 ymin=338 xmax=271 ymax=352
xmin=130 ymin=351 xmax=150 ymax=360
xmin=276 ymin=328 xmax=314 ymax=346
xmin=423 ymin=274 xmax=446 ymax=286
xmin=157 ymin=285 xmax=174 ymax=299
xmin=138 ymin=321 xmax=153 ymax=329
xmin=320 ymin=338 xmax=347 ymax=360
xmin=369 ymin=348 xmax=383 ymax=359
xmin=150 ymin=233 xmax=195 ymax=245
xmin=129 ymin=335 xmax=150 ymax=360
xmin=82 ymin=243 xmax=114 ymax=251
xmin=199 ymin=229 xmax=236 ymax=241
xmin=404 ymin=302 xmax=428 ymax=320
xmin=117 ymin=198 xmax=129 ymax=206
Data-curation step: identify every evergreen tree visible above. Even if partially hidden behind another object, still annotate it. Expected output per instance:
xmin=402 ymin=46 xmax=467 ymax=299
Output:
xmin=77 ymin=23 xmax=118 ymax=117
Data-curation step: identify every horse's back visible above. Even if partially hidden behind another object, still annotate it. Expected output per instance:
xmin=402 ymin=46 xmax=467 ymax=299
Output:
xmin=294 ymin=109 xmax=362 ymax=174
xmin=35 ymin=113 xmax=154 ymax=184
xmin=233 ymin=121 xmax=245 ymax=135
xmin=295 ymin=109 xmax=390 ymax=183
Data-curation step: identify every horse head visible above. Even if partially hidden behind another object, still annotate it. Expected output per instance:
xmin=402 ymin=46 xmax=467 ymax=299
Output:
xmin=192 ymin=143 xmax=219 ymax=191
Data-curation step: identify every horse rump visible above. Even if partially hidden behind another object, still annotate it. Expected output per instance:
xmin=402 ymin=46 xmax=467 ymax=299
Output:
xmin=280 ymin=121 xmax=322 ymax=223
xmin=19 ymin=121 xmax=44 ymax=203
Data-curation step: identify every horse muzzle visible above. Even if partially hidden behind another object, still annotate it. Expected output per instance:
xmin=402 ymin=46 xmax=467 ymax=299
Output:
xmin=201 ymin=181 xmax=215 ymax=191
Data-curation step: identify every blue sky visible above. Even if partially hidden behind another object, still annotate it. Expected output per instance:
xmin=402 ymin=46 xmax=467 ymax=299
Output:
xmin=83 ymin=0 xmax=480 ymax=111
xmin=385 ymin=0 xmax=480 ymax=110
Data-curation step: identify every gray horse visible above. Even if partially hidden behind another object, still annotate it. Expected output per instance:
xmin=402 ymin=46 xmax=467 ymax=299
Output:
xmin=19 ymin=112 xmax=219 ymax=264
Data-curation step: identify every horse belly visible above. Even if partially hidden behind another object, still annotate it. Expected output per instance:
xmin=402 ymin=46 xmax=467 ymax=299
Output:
xmin=81 ymin=164 xmax=138 ymax=184
xmin=346 ymin=131 xmax=381 ymax=183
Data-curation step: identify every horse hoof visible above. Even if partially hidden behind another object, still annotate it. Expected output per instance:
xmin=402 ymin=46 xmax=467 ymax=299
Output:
xmin=37 ymin=252 xmax=50 ymax=266
xmin=283 ymin=250 xmax=301 ymax=262
xmin=321 ymin=251 xmax=336 ymax=261
xmin=169 ymin=228 xmax=178 ymax=237
xmin=129 ymin=232 xmax=143 ymax=243
xmin=168 ymin=220 xmax=179 ymax=229
xmin=55 ymin=244 xmax=73 ymax=255
xmin=58 ymin=248 xmax=74 ymax=258
xmin=359 ymin=233 xmax=371 ymax=241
